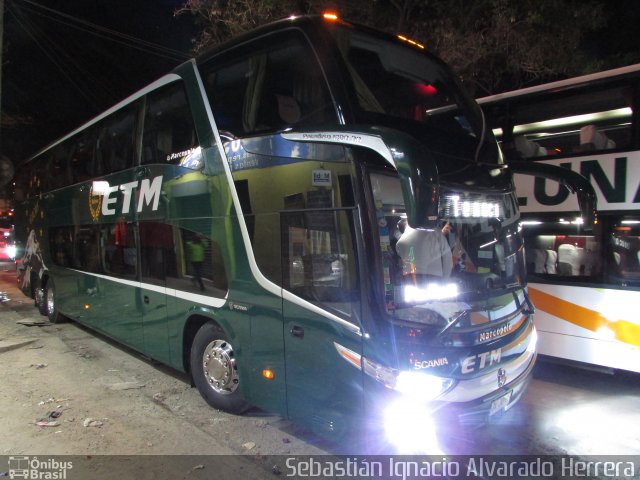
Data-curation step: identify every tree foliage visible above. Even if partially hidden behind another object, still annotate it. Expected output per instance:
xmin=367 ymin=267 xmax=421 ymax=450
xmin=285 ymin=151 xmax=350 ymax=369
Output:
xmin=177 ymin=0 xmax=629 ymax=95
xmin=409 ymin=0 xmax=608 ymax=95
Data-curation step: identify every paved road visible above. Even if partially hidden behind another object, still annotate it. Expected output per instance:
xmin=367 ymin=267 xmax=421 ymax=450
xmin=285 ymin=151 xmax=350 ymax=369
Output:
xmin=1 ymin=260 xmax=638 ymax=477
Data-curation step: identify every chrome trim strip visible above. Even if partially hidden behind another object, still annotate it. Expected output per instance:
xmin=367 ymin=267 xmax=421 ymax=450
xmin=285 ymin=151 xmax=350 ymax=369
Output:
xmin=282 ymin=131 xmax=395 ymax=166
xmin=439 ymin=345 xmax=536 ymax=402
xmin=71 ymin=269 xmax=227 ymax=308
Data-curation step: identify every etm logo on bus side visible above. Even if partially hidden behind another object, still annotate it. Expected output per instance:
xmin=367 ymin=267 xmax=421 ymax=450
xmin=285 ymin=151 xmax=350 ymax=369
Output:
xmin=89 ymin=176 xmax=163 ymax=220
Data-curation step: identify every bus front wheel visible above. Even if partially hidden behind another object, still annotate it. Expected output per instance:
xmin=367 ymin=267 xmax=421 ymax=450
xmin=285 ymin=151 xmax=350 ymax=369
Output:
xmin=190 ymin=323 xmax=250 ymax=414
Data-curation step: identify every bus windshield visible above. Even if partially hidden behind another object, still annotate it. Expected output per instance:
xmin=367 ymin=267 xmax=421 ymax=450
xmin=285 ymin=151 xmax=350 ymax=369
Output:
xmin=331 ymin=26 xmax=499 ymax=165
xmin=370 ymin=171 xmax=526 ymax=331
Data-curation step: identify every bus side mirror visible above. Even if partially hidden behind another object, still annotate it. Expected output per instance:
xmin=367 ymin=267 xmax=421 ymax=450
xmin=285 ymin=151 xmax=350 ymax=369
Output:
xmin=508 ymin=161 xmax=598 ymax=230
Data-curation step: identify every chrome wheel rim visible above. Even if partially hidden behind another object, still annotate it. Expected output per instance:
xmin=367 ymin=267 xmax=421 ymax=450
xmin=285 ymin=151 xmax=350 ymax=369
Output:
xmin=46 ymin=288 xmax=55 ymax=317
xmin=35 ymin=288 xmax=44 ymax=307
xmin=202 ymin=339 xmax=239 ymax=395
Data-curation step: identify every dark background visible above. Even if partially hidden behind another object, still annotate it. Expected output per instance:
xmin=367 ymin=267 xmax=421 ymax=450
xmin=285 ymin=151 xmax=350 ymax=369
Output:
xmin=2 ymin=0 xmax=640 ymax=175
xmin=2 ymin=0 xmax=195 ymax=167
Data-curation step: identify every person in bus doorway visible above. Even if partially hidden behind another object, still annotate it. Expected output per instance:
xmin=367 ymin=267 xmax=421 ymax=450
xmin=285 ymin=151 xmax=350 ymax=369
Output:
xmin=396 ymin=220 xmax=453 ymax=279
xmin=187 ymin=233 xmax=208 ymax=291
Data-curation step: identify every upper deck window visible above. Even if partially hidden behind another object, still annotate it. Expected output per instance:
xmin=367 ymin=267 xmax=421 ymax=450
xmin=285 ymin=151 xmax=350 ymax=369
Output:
xmin=329 ymin=26 xmax=497 ymax=164
xmin=497 ymin=86 xmax=633 ymax=160
xmin=142 ymin=82 xmax=201 ymax=168
xmin=200 ymin=31 xmax=335 ymax=138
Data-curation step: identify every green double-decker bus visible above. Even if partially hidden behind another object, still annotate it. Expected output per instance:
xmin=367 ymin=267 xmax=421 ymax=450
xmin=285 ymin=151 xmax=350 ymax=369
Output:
xmin=13 ymin=14 xmax=596 ymax=449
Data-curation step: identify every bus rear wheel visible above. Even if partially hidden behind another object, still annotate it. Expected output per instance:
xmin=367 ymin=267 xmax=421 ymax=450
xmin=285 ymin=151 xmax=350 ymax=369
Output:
xmin=35 ymin=287 xmax=47 ymax=316
xmin=190 ymin=323 xmax=250 ymax=414
xmin=44 ymin=280 xmax=65 ymax=324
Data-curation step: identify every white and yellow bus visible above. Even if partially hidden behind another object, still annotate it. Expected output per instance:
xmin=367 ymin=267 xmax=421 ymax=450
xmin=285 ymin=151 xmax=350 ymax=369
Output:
xmin=478 ymin=64 xmax=640 ymax=373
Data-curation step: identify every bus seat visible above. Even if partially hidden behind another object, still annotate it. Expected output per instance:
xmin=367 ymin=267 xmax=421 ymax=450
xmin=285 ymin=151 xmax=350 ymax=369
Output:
xmin=613 ymin=251 xmax=621 ymax=265
xmin=513 ymin=135 xmax=547 ymax=158
xmin=580 ymin=124 xmax=616 ymax=150
xmin=558 ymin=243 xmax=582 ymax=275
xmin=545 ymin=249 xmax=557 ymax=274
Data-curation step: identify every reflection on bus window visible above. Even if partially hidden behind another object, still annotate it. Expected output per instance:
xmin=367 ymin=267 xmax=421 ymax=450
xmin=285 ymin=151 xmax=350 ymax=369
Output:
xmin=202 ymin=31 xmax=334 ymax=138
xmin=281 ymin=209 xmax=360 ymax=321
xmin=142 ymin=82 xmax=200 ymax=167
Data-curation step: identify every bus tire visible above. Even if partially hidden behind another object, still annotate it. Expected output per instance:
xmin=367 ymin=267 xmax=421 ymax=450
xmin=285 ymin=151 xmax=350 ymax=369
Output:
xmin=190 ymin=323 xmax=250 ymax=414
xmin=44 ymin=280 xmax=65 ymax=324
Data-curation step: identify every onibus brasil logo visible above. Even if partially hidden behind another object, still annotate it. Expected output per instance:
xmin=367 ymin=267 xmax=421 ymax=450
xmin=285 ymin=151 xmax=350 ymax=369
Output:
xmin=7 ymin=456 xmax=72 ymax=479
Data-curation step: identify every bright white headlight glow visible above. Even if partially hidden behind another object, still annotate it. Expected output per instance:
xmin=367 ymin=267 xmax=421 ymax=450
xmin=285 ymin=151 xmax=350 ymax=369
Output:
xmin=404 ymin=283 xmax=458 ymax=303
xmin=384 ymin=398 xmax=443 ymax=454
xmin=394 ymin=371 xmax=453 ymax=400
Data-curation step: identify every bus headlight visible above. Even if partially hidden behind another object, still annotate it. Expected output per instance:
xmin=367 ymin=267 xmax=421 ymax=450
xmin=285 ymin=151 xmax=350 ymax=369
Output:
xmin=394 ymin=371 xmax=455 ymax=400
xmin=6 ymin=245 xmax=16 ymax=259
xmin=363 ymin=357 xmax=455 ymax=401
xmin=335 ymin=343 xmax=455 ymax=401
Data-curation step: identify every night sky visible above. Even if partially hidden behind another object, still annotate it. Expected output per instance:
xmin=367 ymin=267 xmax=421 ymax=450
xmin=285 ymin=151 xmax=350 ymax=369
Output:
xmin=2 ymin=0 xmax=195 ymax=164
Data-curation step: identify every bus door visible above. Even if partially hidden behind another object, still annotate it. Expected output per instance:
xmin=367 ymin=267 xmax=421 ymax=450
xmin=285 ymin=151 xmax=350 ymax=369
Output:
xmin=281 ymin=207 xmax=364 ymax=435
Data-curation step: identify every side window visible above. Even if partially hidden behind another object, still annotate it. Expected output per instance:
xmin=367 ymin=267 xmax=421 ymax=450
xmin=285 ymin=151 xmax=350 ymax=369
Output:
xmin=202 ymin=31 xmax=335 ymax=138
xmin=101 ymin=220 xmax=137 ymax=278
xmin=50 ymin=225 xmax=104 ymax=274
xmin=281 ymin=209 xmax=360 ymax=321
xmin=142 ymin=82 xmax=200 ymax=168
xmin=139 ymin=221 xmax=177 ymax=286
xmin=504 ymin=86 xmax=633 ymax=160
xmin=98 ymin=103 xmax=138 ymax=174
xmin=139 ymin=221 xmax=228 ymax=296
xmin=610 ymin=217 xmax=640 ymax=286
xmin=50 ymin=227 xmax=74 ymax=268
xmin=176 ymin=227 xmax=227 ymax=295
xmin=50 ymin=141 xmax=72 ymax=190
xmin=524 ymin=229 xmax=602 ymax=281
xmin=180 ymin=229 xmax=228 ymax=294
xmin=70 ymin=127 xmax=99 ymax=184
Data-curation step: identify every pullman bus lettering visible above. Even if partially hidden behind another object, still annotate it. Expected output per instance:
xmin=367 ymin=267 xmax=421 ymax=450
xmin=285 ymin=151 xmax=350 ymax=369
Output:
xmin=413 ymin=357 xmax=449 ymax=370
xmin=479 ymin=324 xmax=514 ymax=342
xmin=461 ymin=349 xmax=502 ymax=374
xmin=93 ymin=175 xmax=163 ymax=216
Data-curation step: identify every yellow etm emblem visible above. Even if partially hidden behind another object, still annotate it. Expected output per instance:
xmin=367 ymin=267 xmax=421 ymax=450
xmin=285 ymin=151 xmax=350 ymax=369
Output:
xmin=88 ymin=185 xmax=101 ymax=221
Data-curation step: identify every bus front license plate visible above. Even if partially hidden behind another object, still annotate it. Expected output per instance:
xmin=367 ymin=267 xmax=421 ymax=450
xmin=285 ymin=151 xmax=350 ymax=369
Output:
xmin=490 ymin=391 xmax=512 ymax=415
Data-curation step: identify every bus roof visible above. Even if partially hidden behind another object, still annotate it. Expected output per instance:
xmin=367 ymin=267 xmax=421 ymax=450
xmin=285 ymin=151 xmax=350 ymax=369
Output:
xmin=477 ymin=63 xmax=640 ymax=105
